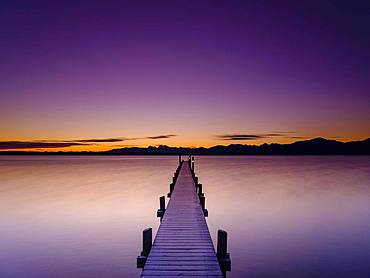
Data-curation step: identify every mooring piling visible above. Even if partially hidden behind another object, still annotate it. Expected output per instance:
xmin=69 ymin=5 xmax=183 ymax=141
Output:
xmin=197 ymin=183 xmax=204 ymax=197
xmin=137 ymin=228 xmax=152 ymax=268
xmin=167 ymin=182 xmax=174 ymax=197
xmin=217 ymin=230 xmax=231 ymax=277
xmin=156 ymin=196 xmax=165 ymax=219
xmin=199 ymin=194 xmax=208 ymax=217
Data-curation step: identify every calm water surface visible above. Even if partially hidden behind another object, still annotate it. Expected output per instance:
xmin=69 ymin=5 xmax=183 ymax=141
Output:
xmin=0 ymin=156 xmax=369 ymax=277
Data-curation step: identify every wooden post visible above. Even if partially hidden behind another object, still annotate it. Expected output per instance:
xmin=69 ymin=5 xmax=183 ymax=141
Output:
xmin=200 ymin=195 xmax=205 ymax=210
xmin=194 ymin=176 xmax=198 ymax=185
xmin=142 ymin=228 xmax=152 ymax=256
xmin=197 ymin=183 xmax=203 ymax=196
xmin=217 ymin=230 xmax=227 ymax=258
xmin=191 ymin=156 xmax=195 ymax=172
xmin=179 ymin=155 xmax=181 ymax=165
xmin=157 ymin=196 xmax=165 ymax=218
xmin=217 ymin=229 xmax=231 ymax=276
xmin=172 ymin=176 xmax=176 ymax=184
xmin=160 ymin=196 xmax=165 ymax=211
xmin=137 ymin=227 xmax=152 ymax=268
xmin=199 ymin=195 xmax=208 ymax=216
xmin=167 ymin=183 xmax=174 ymax=197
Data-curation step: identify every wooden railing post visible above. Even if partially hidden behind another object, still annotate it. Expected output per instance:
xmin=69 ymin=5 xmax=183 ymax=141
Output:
xmin=167 ymin=183 xmax=174 ymax=197
xmin=197 ymin=183 xmax=203 ymax=197
xmin=217 ymin=230 xmax=227 ymax=258
xmin=160 ymin=196 xmax=165 ymax=211
xmin=142 ymin=228 xmax=152 ymax=256
xmin=200 ymin=195 xmax=205 ymax=210
xmin=199 ymin=195 xmax=208 ymax=217
xmin=137 ymin=228 xmax=152 ymax=268
xmin=217 ymin=230 xmax=231 ymax=277
xmin=157 ymin=196 xmax=166 ymax=218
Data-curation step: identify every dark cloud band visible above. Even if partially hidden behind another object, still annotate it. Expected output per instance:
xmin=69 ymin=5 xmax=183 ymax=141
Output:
xmin=0 ymin=134 xmax=177 ymax=150
xmin=76 ymin=138 xmax=124 ymax=143
xmin=0 ymin=141 xmax=86 ymax=150
xmin=216 ymin=132 xmax=298 ymax=140
xmin=146 ymin=134 xmax=176 ymax=139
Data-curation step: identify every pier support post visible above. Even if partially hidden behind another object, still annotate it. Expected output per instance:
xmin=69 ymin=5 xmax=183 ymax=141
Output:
xmin=137 ymin=228 xmax=152 ymax=268
xmin=167 ymin=183 xmax=174 ymax=197
xmin=179 ymin=155 xmax=181 ymax=165
xmin=157 ymin=196 xmax=166 ymax=218
xmin=217 ymin=230 xmax=231 ymax=277
xmin=199 ymin=195 xmax=208 ymax=217
xmin=197 ymin=183 xmax=204 ymax=197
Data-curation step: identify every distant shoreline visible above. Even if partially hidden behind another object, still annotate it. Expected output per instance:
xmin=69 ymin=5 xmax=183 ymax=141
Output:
xmin=1 ymin=137 xmax=369 ymax=155
xmin=1 ymin=153 xmax=370 ymax=156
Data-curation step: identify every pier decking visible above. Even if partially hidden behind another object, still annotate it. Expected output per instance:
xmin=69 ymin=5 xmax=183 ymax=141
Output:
xmin=137 ymin=157 xmax=230 ymax=277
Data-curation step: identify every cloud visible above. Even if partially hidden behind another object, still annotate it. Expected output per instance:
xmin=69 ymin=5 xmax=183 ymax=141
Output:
xmin=284 ymin=136 xmax=308 ymax=139
xmin=216 ymin=132 xmax=298 ymax=140
xmin=0 ymin=141 xmax=86 ymax=150
xmin=216 ymin=134 xmax=263 ymax=140
xmin=146 ymin=134 xmax=176 ymax=139
xmin=75 ymin=138 xmax=124 ymax=143
xmin=75 ymin=134 xmax=176 ymax=142
xmin=0 ymin=134 xmax=177 ymax=150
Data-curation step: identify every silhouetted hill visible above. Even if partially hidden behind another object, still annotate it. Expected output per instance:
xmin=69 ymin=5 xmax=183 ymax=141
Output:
xmin=104 ymin=138 xmax=370 ymax=155
xmin=1 ymin=138 xmax=369 ymax=155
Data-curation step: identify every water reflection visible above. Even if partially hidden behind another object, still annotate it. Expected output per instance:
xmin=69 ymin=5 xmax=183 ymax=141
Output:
xmin=198 ymin=156 xmax=370 ymax=277
xmin=0 ymin=156 xmax=177 ymax=278
xmin=1 ymin=156 xmax=369 ymax=277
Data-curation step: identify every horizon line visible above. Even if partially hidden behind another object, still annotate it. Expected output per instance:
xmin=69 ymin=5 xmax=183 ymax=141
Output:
xmin=0 ymin=137 xmax=369 ymax=153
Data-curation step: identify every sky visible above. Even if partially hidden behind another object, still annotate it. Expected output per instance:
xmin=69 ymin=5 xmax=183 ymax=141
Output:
xmin=0 ymin=0 xmax=369 ymax=151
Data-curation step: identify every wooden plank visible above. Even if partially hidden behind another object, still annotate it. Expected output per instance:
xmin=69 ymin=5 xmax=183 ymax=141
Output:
xmin=146 ymin=260 xmax=219 ymax=264
xmin=140 ymin=161 xmax=222 ymax=277
xmin=141 ymin=270 xmax=222 ymax=277
xmin=144 ymin=265 xmax=221 ymax=270
xmin=142 ymin=270 xmax=223 ymax=276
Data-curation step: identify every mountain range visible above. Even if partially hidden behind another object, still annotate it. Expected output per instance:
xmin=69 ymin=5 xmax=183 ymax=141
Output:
xmin=1 ymin=138 xmax=369 ymax=155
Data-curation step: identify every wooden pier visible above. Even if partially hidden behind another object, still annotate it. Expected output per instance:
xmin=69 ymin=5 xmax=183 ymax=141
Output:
xmin=137 ymin=157 xmax=231 ymax=277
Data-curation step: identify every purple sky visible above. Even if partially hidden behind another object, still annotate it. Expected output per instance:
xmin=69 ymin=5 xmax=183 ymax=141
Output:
xmin=0 ymin=1 xmax=369 ymax=150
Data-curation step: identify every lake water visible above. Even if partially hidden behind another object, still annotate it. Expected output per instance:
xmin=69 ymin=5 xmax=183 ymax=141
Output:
xmin=0 ymin=156 xmax=369 ymax=277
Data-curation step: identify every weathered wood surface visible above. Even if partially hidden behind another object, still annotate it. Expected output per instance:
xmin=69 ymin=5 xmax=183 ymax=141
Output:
xmin=141 ymin=162 xmax=222 ymax=277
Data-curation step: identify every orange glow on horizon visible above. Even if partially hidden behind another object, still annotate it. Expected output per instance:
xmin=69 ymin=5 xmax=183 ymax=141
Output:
xmin=0 ymin=133 xmax=369 ymax=152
